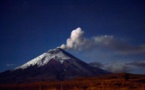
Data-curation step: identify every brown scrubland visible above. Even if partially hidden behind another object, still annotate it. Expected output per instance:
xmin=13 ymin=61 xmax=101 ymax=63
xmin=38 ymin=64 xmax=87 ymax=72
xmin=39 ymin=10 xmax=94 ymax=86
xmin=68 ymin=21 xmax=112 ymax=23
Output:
xmin=0 ymin=73 xmax=145 ymax=90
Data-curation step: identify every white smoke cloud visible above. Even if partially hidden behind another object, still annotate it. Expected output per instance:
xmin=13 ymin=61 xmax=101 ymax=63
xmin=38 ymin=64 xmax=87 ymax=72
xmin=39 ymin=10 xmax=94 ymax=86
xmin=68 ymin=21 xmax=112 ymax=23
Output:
xmin=60 ymin=27 xmax=114 ymax=51
xmin=60 ymin=27 xmax=85 ymax=50
xmin=60 ymin=27 xmax=145 ymax=55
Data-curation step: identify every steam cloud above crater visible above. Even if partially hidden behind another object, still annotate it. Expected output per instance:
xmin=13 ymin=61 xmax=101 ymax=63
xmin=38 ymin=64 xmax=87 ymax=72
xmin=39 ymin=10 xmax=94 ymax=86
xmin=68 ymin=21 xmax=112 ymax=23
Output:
xmin=60 ymin=27 xmax=84 ymax=50
xmin=60 ymin=27 xmax=145 ymax=55
xmin=60 ymin=27 xmax=116 ymax=51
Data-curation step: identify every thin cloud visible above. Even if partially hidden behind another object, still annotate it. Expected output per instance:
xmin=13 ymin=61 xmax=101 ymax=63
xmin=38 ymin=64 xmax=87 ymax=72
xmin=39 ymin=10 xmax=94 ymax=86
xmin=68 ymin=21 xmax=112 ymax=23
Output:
xmin=89 ymin=62 xmax=104 ymax=68
xmin=89 ymin=61 xmax=133 ymax=73
xmin=104 ymin=62 xmax=132 ymax=73
xmin=6 ymin=64 xmax=15 ymax=67
xmin=127 ymin=61 xmax=145 ymax=68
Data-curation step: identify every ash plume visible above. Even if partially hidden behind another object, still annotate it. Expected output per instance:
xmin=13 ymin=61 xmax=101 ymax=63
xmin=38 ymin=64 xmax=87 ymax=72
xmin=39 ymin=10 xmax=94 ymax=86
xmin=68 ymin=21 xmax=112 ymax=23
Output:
xmin=60 ymin=27 xmax=145 ymax=55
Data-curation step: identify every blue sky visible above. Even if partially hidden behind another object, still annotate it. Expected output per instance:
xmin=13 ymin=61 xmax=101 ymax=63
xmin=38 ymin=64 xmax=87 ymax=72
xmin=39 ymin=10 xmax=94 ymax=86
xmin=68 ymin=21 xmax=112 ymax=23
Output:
xmin=0 ymin=0 xmax=145 ymax=74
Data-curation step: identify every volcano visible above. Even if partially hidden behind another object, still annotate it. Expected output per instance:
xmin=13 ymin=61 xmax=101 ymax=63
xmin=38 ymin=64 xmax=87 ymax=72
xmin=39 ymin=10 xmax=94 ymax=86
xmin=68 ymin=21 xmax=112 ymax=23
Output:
xmin=0 ymin=48 xmax=110 ymax=84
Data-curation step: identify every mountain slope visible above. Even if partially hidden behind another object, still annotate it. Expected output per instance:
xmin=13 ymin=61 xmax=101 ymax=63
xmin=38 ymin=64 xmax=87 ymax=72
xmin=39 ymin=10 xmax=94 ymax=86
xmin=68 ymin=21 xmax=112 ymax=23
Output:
xmin=0 ymin=48 xmax=110 ymax=84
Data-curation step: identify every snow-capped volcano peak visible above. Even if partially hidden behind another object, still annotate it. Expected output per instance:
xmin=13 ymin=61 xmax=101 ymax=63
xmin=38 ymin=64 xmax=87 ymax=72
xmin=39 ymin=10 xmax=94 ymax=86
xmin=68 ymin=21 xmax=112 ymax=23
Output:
xmin=16 ymin=48 xmax=71 ymax=69
xmin=0 ymin=48 xmax=110 ymax=83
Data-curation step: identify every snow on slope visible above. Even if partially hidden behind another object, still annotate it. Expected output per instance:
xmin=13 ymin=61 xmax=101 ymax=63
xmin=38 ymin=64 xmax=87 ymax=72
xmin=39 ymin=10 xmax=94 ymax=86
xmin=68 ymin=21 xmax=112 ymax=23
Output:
xmin=15 ymin=48 xmax=71 ymax=69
